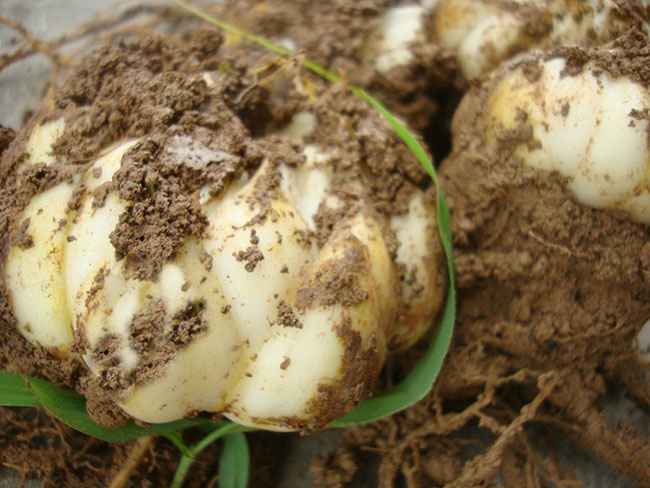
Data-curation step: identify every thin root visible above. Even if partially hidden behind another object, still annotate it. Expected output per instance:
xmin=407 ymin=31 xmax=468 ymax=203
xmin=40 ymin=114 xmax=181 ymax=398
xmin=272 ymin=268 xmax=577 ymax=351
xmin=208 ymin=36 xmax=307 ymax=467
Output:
xmin=0 ymin=15 xmax=76 ymax=69
xmin=107 ymin=436 xmax=153 ymax=488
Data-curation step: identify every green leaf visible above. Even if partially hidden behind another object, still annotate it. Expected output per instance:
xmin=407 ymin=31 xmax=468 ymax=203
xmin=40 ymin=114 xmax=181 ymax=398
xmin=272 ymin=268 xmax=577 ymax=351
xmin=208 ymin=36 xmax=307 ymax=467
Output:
xmin=171 ymin=1 xmax=457 ymax=428
xmin=0 ymin=371 xmax=41 ymax=407
xmin=219 ymin=432 xmax=250 ymax=488
xmin=24 ymin=374 xmax=208 ymax=442
xmin=170 ymin=423 xmax=254 ymax=488
xmin=163 ymin=431 xmax=195 ymax=458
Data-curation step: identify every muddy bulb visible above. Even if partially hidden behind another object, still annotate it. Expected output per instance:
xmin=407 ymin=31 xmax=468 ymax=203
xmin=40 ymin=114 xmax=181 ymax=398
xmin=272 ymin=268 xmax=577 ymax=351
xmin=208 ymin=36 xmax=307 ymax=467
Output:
xmin=432 ymin=0 xmax=644 ymax=78
xmin=365 ymin=0 xmax=641 ymax=80
xmin=367 ymin=4 xmax=428 ymax=74
xmin=5 ymin=118 xmax=74 ymax=358
xmin=471 ymin=51 xmax=650 ymax=223
xmin=4 ymin=74 xmax=445 ymax=431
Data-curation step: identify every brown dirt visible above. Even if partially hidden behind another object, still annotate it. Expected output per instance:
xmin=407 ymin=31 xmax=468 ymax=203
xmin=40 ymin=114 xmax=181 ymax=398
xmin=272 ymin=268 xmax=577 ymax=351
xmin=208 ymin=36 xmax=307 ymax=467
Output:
xmin=0 ymin=405 xmax=232 ymax=488
xmin=0 ymin=126 xmax=14 ymax=154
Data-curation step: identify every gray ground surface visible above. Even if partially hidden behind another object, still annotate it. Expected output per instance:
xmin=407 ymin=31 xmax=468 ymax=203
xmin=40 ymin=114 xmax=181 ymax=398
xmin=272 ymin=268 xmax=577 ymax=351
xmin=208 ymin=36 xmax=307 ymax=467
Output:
xmin=0 ymin=2 xmax=648 ymax=487
xmin=0 ymin=0 xmax=125 ymax=128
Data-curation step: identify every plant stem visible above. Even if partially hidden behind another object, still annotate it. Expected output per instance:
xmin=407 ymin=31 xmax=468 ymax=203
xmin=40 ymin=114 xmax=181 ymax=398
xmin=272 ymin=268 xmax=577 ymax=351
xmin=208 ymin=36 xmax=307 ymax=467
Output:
xmin=169 ymin=423 xmax=256 ymax=488
xmin=170 ymin=453 xmax=194 ymax=488
xmin=163 ymin=431 xmax=194 ymax=458
xmin=192 ymin=423 xmax=254 ymax=457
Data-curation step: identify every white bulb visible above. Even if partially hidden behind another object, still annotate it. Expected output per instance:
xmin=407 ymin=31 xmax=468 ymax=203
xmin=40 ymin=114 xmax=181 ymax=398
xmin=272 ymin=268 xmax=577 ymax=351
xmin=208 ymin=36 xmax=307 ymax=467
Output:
xmin=6 ymin=101 xmax=445 ymax=430
xmin=368 ymin=5 xmax=426 ymax=73
xmin=482 ymin=54 xmax=650 ymax=222
xmin=433 ymin=0 xmax=643 ymax=78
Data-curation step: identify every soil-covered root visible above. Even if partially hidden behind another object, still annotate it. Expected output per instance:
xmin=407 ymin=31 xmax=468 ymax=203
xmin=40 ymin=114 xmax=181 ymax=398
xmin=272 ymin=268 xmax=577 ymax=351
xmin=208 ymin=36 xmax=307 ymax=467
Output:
xmin=313 ymin=361 xmax=650 ymax=487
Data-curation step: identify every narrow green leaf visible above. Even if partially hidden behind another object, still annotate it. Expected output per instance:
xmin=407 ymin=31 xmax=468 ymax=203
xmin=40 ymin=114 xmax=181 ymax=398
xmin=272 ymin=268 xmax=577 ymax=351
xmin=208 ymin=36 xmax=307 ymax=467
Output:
xmin=0 ymin=371 xmax=41 ymax=407
xmin=171 ymin=2 xmax=457 ymax=428
xmin=163 ymin=431 xmax=194 ymax=458
xmin=193 ymin=422 xmax=255 ymax=457
xmin=171 ymin=0 xmax=292 ymax=58
xmin=170 ymin=454 xmax=194 ymax=488
xmin=218 ymin=433 xmax=249 ymax=488
xmin=25 ymin=375 xmax=209 ymax=442
xmin=199 ymin=420 xmax=231 ymax=434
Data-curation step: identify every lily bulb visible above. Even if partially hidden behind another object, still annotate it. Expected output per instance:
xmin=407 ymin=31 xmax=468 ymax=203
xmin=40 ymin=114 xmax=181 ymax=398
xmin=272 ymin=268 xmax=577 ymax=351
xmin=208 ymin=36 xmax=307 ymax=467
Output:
xmin=432 ymin=0 xmax=644 ymax=78
xmin=4 ymin=103 xmax=446 ymax=431
xmin=473 ymin=49 xmax=650 ymax=223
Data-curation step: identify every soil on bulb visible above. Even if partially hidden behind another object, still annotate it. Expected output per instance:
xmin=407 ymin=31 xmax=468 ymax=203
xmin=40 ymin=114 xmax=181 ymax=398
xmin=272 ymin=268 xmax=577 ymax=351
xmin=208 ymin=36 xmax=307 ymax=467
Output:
xmin=0 ymin=29 xmax=442 ymax=486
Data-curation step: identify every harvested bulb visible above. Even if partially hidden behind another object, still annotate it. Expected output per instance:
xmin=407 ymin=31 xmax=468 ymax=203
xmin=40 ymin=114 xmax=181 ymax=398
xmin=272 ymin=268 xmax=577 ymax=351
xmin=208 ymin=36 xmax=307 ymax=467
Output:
xmin=367 ymin=0 xmax=646 ymax=78
xmin=441 ymin=30 xmax=650 ymax=384
xmin=0 ymin=36 xmax=446 ymax=431
xmin=464 ymin=36 xmax=650 ymax=222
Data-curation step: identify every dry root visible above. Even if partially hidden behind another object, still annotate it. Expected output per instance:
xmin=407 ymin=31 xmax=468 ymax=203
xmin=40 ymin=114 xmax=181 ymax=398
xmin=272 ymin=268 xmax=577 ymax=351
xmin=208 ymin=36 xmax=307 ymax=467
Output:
xmin=107 ymin=436 xmax=153 ymax=488
xmin=312 ymin=346 xmax=650 ymax=488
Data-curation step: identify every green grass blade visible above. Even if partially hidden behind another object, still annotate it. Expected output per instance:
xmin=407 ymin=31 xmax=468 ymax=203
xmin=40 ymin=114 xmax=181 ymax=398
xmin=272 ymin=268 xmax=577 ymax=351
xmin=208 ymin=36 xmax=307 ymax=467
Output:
xmin=350 ymin=87 xmax=434 ymax=177
xmin=170 ymin=454 xmax=194 ymax=488
xmin=0 ymin=371 xmax=41 ymax=407
xmin=163 ymin=431 xmax=195 ymax=458
xmin=25 ymin=375 xmax=208 ymax=442
xmin=218 ymin=432 xmax=250 ymax=488
xmin=171 ymin=0 xmax=456 ymax=428
xmin=198 ymin=420 xmax=231 ymax=434
xmin=171 ymin=0 xmax=291 ymax=57
xmin=193 ymin=422 xmax=255 ymax=457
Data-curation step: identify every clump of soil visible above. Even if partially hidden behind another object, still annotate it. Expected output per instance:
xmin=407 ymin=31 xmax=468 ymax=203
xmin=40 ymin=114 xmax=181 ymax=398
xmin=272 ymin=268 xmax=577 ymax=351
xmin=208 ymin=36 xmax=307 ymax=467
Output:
xmin=0 ymin=126 xmax=14 ymax=154
xmin=214 ymin=0 xmax=465 ymax=155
